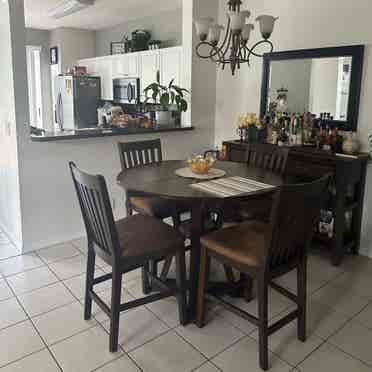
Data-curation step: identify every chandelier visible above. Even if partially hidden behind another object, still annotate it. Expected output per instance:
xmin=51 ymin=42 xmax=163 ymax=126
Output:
xmin=194 ymin=0 xmax=278 ymax=75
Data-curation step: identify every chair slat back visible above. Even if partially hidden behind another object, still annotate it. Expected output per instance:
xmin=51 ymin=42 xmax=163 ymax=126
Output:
xmin=70 ymin=162 xmax=120 ymax=258
xmin=248 ymin=144 xmax=289 ymax=175
xmin=118 ymin=139 xmax=162 ymax=170
xmin=266 ymin=175 xmax=330 ymax=271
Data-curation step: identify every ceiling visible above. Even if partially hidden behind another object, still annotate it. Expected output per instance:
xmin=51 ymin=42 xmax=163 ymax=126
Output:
xmin=24 ymin=0 xmax=182 ymax=30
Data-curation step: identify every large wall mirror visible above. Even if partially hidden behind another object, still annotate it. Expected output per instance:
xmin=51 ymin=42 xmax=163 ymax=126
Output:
xmin=260 ymin=45 xmax=364 ymax=131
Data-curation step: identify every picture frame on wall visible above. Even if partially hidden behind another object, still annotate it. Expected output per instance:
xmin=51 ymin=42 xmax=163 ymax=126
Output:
xmin=111 ymin=42 xmax=126 ymax=55
xmin=50 ymin=46 xmax=58 ymax=65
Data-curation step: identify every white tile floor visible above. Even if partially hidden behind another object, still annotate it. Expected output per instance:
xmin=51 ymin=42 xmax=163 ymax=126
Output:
xmin=0 ymin=231 xmax=371 ymax=371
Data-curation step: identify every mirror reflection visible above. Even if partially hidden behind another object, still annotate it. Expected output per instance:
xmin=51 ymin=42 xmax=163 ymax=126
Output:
xmin=267 ymin=57 xmax=352 ymax=121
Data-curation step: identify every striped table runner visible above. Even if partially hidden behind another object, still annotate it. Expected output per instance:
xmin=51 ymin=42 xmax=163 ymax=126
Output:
xmin=190 ymin=176 xmax=275 ymax=198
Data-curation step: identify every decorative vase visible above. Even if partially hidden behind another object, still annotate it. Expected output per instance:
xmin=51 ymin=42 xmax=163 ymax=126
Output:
xmin=245 ymin=126 xmax=258 ymax=143
xmin=342 ymin=132 xmax=359 ymax=155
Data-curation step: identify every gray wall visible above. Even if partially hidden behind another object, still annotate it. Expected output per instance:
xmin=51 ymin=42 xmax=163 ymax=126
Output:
xmin=95 ymin=8 xmax=182 ymax=57
xmin=50 ymin=27 xmax=96 ymax=73
xmin=25 ymin=28 xmax=53 ymax=129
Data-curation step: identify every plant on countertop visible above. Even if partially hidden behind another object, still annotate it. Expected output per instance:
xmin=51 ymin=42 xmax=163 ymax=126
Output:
xmin=143 ymin=71 xmax=189 ymax=112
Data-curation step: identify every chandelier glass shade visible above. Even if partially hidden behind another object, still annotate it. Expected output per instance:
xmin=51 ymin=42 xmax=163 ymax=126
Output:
xmin=194 ymin=0 xmax=278 ymax=75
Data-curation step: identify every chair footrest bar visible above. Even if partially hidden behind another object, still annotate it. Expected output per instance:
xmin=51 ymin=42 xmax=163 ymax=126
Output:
xmin=268 ymin=309 xmax=299 ymax=336
xmin=119 ymin=291 xmax=174 ymax=312
xmin=93 ymin=273 xmax=112 ymax=285
xmin=208 ymin=294 xmax=259 ymax=326
xmin=270 ymin=281 xmax=298 ymax=304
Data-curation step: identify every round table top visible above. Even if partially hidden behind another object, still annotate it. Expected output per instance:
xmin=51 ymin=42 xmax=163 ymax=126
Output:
xmin=117 ymin=160 xmax=283 ymax=201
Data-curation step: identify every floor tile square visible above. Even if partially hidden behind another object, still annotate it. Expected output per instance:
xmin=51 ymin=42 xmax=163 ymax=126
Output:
xmin=0 ymin=244 xmax=20 ymax=261
xmin=0 ymin=279 xmax=13 ymax=301
xmin=0 ymin=297 xmax=27 ymax=330
xmin=33 ymin=301 xmax=97 ymax=345
xmin=329 ymin=320 xmax=372 ymax=366
xmin=353 ymin=302 xmax=372 ymax=329
xmin=298 ymin=342 xmax=371 ymax=371
xmin=102 ymin=306 xmax=169 ymax=352
xmin=18 ymin=282 xmax=75 ymax=317
xmin=63 ymin=268 xmax=110 ymax=300
xmin=0 ymin=253 xmax=44 ymax=277
xmin=175 ymin=313 xmax=245 ymax=358
xmin=0 ymin=349 xmax=60 ymax=372
xmin=37 ymin=242 xmax=81 ymax=264
xmin=95 ymin=355 xmax=140 ymax=372
xmin=70 ymin=237 xmax=88 ymax=254
xmin=194 ymin=362 xmax=221 ymax=372
xmin=130 ymin=331 xmax=206 ymax=372
xmin=48 ymin=255 xmax=86 ymax=280
xmin=146 ymin=297 xmax=181 ymax=328
xmin=0 ymin=320 xmax=44 ymax=368
xmin=311 ymin=281 xmax=370 ymax=317
xmin=50 ymin=326 xmax=122 ymax=372
xmin=251 ymin=320 xmax=324 ymax=366
xmin=7 ymin=266 xmax=58 ymax=295
xmin=212 ymin=336 xmax=292 ymax=372
xmin=331 ymin=270 xmax=372 ymax=299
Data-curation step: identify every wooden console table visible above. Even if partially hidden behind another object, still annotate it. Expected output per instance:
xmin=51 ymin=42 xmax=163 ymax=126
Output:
xmin=222 ymin=140 xmax=369 ymax=266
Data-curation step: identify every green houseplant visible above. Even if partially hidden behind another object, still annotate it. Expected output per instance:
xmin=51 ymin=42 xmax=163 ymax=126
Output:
xmin=143 ymin=71 xmax=189 ymax=125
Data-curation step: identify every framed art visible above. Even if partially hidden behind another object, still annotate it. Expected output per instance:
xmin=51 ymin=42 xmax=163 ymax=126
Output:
xmin=50 ymin=46 xmax=58 ymax=65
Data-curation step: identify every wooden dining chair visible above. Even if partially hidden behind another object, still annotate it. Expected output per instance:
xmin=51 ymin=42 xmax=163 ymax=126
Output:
xmin=196 ymin=175 xmax=330 ymax=370
xmin=118 ymin=139 xmax=189 ymax=293
xmin=69 ymin=162 xmax=187 ymax=352
xmin=220 ymin=144 xmax=290 ymax=224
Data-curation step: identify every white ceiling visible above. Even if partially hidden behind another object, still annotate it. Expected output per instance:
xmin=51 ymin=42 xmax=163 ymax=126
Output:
xmin=24 ymin=0 xmax=182 ymax=30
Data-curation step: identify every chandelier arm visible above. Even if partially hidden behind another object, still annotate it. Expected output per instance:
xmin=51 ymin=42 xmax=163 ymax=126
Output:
xmin=196 ymin=41 xmax=221 ymax=59
xmin=217 ymin=17 xmax=231 ymax=54
xmin=222 ymin=30 xmax=232 ymax=62
xmin=246 ymin=39 xmax=274 ymax=58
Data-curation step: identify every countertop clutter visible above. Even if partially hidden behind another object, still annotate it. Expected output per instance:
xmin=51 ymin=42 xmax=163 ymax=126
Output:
xmin=30 ymin=125 xmax=194 ymax=142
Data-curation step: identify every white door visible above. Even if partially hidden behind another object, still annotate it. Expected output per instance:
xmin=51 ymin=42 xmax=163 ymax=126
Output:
xmin=160 ymin=47 xmax=182 ymax=87
xmin=26 ymin=45 xmax=43 ymax=128
xmin=139 ymin=51 xmax=160 ymax=102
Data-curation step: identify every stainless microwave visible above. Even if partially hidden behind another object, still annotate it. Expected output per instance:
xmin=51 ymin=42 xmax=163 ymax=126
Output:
xmin=113 ymin=78 xmax=140 ymax=104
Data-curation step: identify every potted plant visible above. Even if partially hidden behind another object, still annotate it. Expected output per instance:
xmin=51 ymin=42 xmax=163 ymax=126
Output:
xmin=143 ymin=71 xmax=189 ymax=126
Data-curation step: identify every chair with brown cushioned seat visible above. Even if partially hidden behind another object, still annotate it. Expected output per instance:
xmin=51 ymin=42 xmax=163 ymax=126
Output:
xmin=196 ymin=175 xmax=330 ymax=371
xmin=118 ymin=139 xmax=189 ymax=293
xmin=69 ymin=162 xmax=187 ymax=353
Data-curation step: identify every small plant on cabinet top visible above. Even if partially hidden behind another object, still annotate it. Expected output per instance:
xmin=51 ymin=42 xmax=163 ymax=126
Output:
xmin=143 ymin=71 xmax=189 ymax=112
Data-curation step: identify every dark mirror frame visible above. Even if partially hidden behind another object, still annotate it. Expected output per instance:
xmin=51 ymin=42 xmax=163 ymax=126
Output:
xmin=260 ymin=45 xmax=365 ymax=131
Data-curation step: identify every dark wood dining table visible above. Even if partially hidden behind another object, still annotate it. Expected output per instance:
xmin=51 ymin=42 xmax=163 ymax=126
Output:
xmin=117 ymin=160 xmax=284 ymax=321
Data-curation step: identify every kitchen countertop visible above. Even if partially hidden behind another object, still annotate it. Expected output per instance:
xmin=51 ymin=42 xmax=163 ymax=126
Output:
xmin=30 ymin=125 xmax=194 ymax=142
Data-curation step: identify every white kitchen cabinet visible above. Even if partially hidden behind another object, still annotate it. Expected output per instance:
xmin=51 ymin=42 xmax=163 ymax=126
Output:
xmin=78 ymin=46 xmax=183 ymax=102
xmin=160 ymin=47 xmax=182 ymax=87
xmin=112 ymin=54 xmax=139 ymax=78
xmin=139 ymin=51 xmax=160 ymax=101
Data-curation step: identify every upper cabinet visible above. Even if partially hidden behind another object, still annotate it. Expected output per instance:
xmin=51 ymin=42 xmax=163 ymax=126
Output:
xmin=160 ymin=47 xmax=182 ymax=87
xmin=78 ymin=46 xmax=183 ymax=102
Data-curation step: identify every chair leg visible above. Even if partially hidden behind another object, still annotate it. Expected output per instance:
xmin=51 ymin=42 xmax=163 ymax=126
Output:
xmin=258 ymin=277 xmax=269 ymax=371
xmin=126 ymin=199 xmax=133 ymax=217
xmin=241 ymin=273 xmax=254 ymax=302
xmin=196 ymin=246 xmax=211 ymax=328
xmin=297 ymin=255 xmax=307 ymax=342
xmin=84 ymin=243 xmax=95 ymax=320
xmin=141 ymin=261 xmax=151 ymax=295
xmin=175 ymin=249 xmax=188 ymax=325
xmin=160 ymin=255 xmax=173 ymax=281
xmin=109 ymin=269 xmax=122 ymax=353
xmin=148 ymin=259 xmax=158 ymax=291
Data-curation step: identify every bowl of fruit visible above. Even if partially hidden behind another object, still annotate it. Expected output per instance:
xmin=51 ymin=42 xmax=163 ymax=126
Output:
xmin=187 ymin=155 xmax=216 ymax=175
